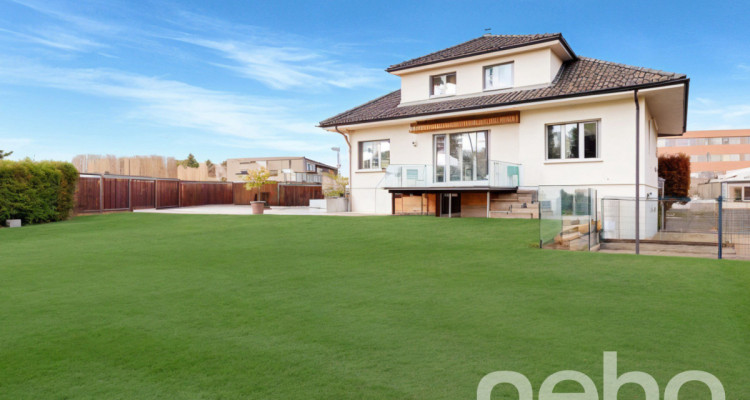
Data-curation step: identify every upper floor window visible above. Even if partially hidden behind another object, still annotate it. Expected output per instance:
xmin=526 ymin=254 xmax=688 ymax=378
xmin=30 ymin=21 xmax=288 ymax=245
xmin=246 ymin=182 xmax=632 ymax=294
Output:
xmin=306 ymin=162 xmax=316 ymax=172
xmin=359 ymin=140 xmax=390 ymax=170
xmin=546 ymin=121 xmax=599 ymax=160
xmin=430 ymin=73 xmax=456 ymax=97
xmin=484 ymin=63 xmax=513 ymax=90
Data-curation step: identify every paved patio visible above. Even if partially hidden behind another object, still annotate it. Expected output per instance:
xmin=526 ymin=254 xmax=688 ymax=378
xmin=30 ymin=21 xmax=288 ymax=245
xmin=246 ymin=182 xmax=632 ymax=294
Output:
xmin=134 ymin=205 xmax=377 ymax=216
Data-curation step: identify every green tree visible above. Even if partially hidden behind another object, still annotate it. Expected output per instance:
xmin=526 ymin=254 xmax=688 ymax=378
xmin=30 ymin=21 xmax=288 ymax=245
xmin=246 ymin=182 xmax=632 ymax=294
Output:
xmin=0 ymin=150 xmax=12 ymax=160
xmin=179 ymin=153 xmax=199 ymax=168
xmin=244 ymin=167 xmax=272 ymax=202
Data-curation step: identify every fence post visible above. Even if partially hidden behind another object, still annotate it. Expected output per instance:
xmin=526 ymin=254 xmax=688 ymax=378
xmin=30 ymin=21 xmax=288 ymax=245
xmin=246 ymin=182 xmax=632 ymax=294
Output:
xmin=99 ymin=175 xmax=104 ymax=213
xmin=153 ymin=179 xmax=158 ymax=209
xmin=718 ymin=195 xmax=723 ymax=260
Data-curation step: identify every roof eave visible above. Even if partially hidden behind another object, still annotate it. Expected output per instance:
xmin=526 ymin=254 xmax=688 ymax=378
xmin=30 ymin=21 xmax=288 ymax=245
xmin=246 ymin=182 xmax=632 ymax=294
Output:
xmin=318 ymin=78 xmax=689 ymax=129
xmin=385 ymin=35 xmax=577 ymax=73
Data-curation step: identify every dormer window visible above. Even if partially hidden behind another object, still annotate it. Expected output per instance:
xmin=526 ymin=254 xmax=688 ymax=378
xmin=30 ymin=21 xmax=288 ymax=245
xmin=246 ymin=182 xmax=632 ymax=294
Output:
xmin=484 ymin=62 xmax=513 ymax=90
xmin=430 ymin=73 xmax=456 ymax=97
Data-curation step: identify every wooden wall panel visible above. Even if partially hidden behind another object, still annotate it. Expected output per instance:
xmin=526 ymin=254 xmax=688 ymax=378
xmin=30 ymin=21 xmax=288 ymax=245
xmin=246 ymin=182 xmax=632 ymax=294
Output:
xmin=130 ymin=180 xmax=155 ymax=209
xmin=233 ymin=182 xmax=279 ymax=206
xmin=102 ymin=178 xmax=130 ymax=210
xmin=461 ymin=192 xmax=488 ymax=218
xmin=180 ymin=182 xmax=233 ymax=207
xmin=279 ymin=184 xmax=323 ymax=207
xmin=75 ymin=177 xmax=101 ymax=212
xmin=156 ymin=180 xmax=179 ymax=208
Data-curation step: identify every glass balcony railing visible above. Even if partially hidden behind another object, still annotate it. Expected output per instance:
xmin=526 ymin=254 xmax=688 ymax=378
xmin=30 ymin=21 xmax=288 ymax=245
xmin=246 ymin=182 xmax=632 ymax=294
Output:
xmin=378 ymin=161 xmax=521 ymax=189
xmin=490 ymin=160 xmax=521 ymax=188
xmin=272 ymin=173 xmax=323 ymax=184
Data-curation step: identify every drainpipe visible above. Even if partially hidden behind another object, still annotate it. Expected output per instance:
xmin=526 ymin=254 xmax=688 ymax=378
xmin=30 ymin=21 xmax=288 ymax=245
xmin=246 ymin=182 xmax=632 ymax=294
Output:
xmin=634 ymin=90 xmax=640 ymax=255
xmin=334 ymin=126 xmax=352 ymax=212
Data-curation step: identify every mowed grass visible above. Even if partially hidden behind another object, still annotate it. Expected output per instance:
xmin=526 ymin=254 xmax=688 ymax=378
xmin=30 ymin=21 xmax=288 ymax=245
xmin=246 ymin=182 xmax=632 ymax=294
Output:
xmin=0 ymin=213 xmax=748 ymax=399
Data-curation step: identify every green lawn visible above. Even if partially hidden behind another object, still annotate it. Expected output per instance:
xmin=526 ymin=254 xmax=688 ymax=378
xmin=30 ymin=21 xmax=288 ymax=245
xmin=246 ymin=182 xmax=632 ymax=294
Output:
xmin=1 ymin=213 xmax=748 ymax=399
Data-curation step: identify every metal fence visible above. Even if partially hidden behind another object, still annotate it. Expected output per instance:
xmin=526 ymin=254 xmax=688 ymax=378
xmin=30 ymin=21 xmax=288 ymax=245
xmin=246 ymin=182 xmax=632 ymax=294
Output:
xmin=599 ymin=196 xmax=750 ymax=259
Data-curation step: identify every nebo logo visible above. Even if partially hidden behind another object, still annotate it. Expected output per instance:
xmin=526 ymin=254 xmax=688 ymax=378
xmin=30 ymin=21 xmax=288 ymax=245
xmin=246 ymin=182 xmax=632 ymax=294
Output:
xmin=477 ymin=352 xmax=725 ymax=400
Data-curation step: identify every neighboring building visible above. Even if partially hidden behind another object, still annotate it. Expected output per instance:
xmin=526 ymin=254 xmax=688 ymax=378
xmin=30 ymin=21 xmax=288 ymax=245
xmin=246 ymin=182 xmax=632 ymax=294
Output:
xmin=658 ymin=129 xmax=750 ymax=177
xmin=717 ymin=167 xmax=750 ymax=201
xmin=225 ymin=156 xmax=337 ymax=184
xmin=319 ymin=33 xmax=688 ymax=218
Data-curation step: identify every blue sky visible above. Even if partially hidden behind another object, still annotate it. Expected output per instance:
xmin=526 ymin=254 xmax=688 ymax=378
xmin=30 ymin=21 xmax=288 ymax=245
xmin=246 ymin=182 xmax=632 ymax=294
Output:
xmin=1 ymin=0 xmax=750 ymax=169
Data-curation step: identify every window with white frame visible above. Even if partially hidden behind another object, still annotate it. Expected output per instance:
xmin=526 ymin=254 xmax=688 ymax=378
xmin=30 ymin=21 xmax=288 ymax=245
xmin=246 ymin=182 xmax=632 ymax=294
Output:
xmin=359 ymin=140 xmax=390 ymax=170
xmin=483 ymin=62 xmax=513 ymax=90
xmin=546 ymin=121 xmax=599 ymax=160
xmin=433 ymin=131 xmax=488 ymax=182
xmin=430 ymin=73 xmax=456 ymax=96
xmin=306 ymin=162 xmax=316 ymax=172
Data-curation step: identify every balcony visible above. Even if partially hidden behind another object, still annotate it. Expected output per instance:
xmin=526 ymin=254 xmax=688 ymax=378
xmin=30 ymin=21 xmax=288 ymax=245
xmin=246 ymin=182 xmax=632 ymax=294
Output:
xmin=378 ymin=161 xmax=521 ymax=190
xmin=273 ymin=172 xmax=323 ymax=184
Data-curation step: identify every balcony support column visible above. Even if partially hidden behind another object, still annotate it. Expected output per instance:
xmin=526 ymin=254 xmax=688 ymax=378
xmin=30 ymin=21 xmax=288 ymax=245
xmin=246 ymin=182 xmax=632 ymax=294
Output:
xmin=486 ymin=191 xmax=490 ymax=218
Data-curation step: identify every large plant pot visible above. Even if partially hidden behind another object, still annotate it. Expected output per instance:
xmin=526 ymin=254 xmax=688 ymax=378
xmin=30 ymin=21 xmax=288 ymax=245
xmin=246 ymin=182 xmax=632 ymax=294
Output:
xmin=326 ymin=197 xmax=348 ymax=213
xmin=251 ymin=201 xmax=265 ymax=215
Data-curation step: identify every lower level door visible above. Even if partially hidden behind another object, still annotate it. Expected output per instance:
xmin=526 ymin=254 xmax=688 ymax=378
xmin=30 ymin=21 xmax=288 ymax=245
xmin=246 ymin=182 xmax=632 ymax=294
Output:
xmin=440 ymin=193 xmax=461 ymax=217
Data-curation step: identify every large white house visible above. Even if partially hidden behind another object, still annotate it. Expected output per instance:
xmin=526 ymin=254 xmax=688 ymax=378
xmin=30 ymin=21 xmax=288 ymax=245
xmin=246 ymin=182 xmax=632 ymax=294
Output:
xmin=319 ymin=33 xmax=689 ymax=218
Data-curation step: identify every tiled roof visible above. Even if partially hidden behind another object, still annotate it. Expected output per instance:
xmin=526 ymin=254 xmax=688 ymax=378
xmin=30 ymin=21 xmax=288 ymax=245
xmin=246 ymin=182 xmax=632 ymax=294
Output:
xmin=319 ymin=57 xmax=687 ymax=128
xmin=386 ymin=33 xmax=567 ymax=72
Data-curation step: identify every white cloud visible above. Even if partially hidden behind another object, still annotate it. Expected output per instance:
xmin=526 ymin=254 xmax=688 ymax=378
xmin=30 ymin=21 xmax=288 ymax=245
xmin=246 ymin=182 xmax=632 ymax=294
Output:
xmin=171 ymin=36 xmax=386 ymax=90
xmin=0 ymin=59 xmax=328 ymax=147
xmin=690 ymin=99 xmax=750 ymax=130
xmin=0 ymin=27 xmax=104 ymax=52
xmin=6 ymin=2 xmax=388 ymax=90
xmin=8 ymin=0 xmax=119 ymax=34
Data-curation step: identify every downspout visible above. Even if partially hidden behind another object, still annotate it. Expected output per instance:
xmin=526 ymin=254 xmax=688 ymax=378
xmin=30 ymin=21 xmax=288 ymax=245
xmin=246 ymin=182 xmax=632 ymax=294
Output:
xmin=334 ymin=126 xmax=352 ymax=212
xmin=634 ymin=90 xmax=640 ymax=255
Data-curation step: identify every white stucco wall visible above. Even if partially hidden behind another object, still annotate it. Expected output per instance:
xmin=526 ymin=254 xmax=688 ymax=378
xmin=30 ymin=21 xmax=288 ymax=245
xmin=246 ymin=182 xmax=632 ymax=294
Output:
xmin=346 ymin=96 xmax=658 ymax=215
xmin=399 ymin=48 xmax=562 ymax=103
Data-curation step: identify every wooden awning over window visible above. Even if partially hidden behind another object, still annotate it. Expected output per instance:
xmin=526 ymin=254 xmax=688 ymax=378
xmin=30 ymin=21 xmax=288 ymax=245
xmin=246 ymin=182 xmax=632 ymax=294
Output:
xmin=409 ymin=111 xmax=520 ymax=133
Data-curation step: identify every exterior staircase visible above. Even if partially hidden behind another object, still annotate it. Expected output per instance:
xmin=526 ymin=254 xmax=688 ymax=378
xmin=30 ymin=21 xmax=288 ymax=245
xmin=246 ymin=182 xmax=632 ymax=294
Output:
xmin=489 ymin=191 xmax=539 ymax=219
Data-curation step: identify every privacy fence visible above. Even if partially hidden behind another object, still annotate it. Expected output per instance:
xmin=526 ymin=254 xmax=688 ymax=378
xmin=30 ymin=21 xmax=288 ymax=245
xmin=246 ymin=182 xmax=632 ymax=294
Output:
xmin=75 ymin=174 xmax=323 ymax=213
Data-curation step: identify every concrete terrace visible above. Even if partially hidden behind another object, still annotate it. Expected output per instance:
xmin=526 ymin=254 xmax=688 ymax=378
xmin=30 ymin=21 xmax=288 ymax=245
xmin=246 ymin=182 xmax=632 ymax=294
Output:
xmin=134 ymin=205 xmax=377 ymax=216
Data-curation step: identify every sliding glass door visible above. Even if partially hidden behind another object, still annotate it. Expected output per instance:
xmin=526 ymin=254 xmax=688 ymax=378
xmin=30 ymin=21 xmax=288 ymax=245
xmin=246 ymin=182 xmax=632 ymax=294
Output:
xmin=433 ymin=131 xmax=488 ymax=183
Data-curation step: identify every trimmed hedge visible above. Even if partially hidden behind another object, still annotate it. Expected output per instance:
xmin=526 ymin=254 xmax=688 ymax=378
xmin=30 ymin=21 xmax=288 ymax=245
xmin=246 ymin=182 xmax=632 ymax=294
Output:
xmin=0 ymin=159 xmax=79 ymax=224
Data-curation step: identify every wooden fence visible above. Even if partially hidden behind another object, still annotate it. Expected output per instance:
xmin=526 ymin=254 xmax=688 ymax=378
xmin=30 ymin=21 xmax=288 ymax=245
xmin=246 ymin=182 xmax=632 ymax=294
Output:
xmin=76 ymin=174 xmax=323 ymax=213
xmin=231 ymin=182 xmax=324 ymax=207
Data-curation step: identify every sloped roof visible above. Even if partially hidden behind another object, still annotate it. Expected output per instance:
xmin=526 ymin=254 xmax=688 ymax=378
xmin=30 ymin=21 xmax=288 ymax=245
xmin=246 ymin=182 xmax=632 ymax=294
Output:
xmin=319 ymin=57 xmax=687 ymax=128
xmin=386 ymin=33 xmax=571 ymax=72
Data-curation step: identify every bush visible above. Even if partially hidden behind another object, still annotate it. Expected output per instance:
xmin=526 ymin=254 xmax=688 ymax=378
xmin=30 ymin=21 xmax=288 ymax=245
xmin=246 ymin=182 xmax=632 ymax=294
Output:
xmin=0 ymin=159 xmax=79 ymax=224
xmin=658 ymin=153 xmax=691 ymax=200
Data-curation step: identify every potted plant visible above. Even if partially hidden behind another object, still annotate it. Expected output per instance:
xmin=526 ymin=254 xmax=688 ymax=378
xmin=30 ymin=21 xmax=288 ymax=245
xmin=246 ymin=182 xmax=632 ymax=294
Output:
xmin=244 ymin=167 xmax=272 ymax=215
xmin=323 ymin=172 xmax=349 ymax=213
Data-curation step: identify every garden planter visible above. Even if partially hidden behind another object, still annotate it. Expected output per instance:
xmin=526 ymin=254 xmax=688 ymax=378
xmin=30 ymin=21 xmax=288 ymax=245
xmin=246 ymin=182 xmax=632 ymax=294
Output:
xmin=251 ymin=201 xmax=265 ymax=215
xmin=5 ymin=219 xmax=21 ymax=228
xmin=326 ymin=197 xmax=348 ymax=213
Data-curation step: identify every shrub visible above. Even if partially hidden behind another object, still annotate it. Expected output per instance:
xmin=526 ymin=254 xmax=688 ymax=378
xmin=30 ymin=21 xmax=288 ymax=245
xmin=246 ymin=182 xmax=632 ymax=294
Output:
xmin=658 ymin=153 xmax=691 ymax=200
xmin=322 ymin=172 xmax=348 ymax=198
xmin=0 ymin=159 xmax=79 ymax=224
